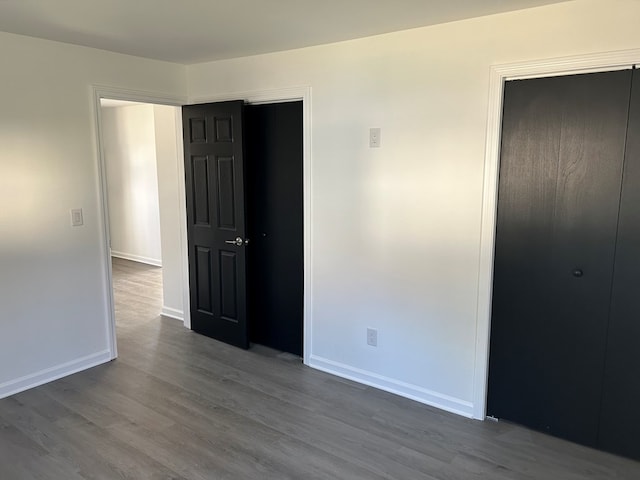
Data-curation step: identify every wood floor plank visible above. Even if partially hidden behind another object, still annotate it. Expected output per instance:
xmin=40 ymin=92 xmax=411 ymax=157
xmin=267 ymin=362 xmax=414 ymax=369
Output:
xmin=1 ymin=258 xmax=638 ymax=479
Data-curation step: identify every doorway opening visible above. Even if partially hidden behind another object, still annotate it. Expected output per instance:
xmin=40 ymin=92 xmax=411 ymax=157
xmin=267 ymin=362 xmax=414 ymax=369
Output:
xmin=98 ymin=98 xmax=183 ymax=339
xmin=182 ymin=99 xmax=304 ymax=356
xmin=94 ymin=86 xmax=312 ymax=365
xmin=246 ymin=102 xmax=304 ymax=356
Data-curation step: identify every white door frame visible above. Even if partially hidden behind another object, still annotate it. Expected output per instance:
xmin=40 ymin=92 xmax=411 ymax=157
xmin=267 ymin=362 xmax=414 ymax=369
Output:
xmin=93 ymin=85 xmax=313 ymax=366
xmin=93 ymin=86 xmax=188 ymax=359
xmin=472 ymin=49 xmax=640 ymax=419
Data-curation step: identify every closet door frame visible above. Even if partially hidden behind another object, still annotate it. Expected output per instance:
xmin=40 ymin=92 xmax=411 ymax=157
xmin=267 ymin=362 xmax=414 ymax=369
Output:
xmin=473 ymin=49 xmax=640 ymax=420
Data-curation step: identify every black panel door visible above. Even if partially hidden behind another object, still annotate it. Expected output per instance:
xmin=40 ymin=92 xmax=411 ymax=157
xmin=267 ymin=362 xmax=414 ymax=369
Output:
xmin=245 ymin=102 xmax=303 ymax=356
xmin=183 ymin=101 xmax=249 ymax=349
xmin=599 ymin=69 xmax=640 ymax=459
xmin=488 ymin=71 xmax=632 ymax=446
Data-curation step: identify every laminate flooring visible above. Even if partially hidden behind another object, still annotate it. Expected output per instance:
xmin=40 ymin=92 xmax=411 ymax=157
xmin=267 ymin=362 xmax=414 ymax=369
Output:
xmin=1 ymin=258 xmax=639 ymax=479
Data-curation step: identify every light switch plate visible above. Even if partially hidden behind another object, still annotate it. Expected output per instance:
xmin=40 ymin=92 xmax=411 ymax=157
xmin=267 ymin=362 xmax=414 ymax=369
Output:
xmin=71 ymin=208 xmax=83 ymax=226
xmin=369 ymin=127 xmax=381 ymax=148
xmin=367 ymin=327 xmax=378 ymax=347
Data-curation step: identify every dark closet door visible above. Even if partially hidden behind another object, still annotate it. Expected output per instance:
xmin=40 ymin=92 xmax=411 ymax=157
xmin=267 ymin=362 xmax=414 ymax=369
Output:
xmin=245 ymin=102 xmax=303 ymax=356
xmin=183 ymin=101 xmax=250 ymax=349
xmin=488 ymin=71 xmax=632 ymax=446
xmin=599 ymin=69 xmax=640 ymax=459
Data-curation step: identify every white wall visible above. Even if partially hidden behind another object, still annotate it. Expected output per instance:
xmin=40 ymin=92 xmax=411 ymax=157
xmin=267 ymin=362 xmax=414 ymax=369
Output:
xmin=102 ymin=104 xmax=162 ymax=266
xmin=153 ymin=105 xmax=185 ymax=320
xmin=0 ymin=31 xmax=186 ymax=398
xmin=187 ymin=0 xmax=640 ymax=417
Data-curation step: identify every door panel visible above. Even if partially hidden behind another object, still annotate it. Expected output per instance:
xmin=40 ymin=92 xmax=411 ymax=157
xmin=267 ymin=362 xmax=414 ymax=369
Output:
xmin=219 ymin=250 xmax=239 ymax=320
xmin=216 ymin=156 xmax=237 ymax=229
xmin=246 ymin=102 xmax=304 ymax=356
xmin=195 ymin=246 xmax=213 ymax=313
xmin=599 ymin=69 xmax=640 ymax=460
xmin=183 ymin=100 xmax=249 ymax=348
xmin=488 ymin=71 xmax=632 ymax=446
xmin=192 ymin=156 xmax=210 ymax=224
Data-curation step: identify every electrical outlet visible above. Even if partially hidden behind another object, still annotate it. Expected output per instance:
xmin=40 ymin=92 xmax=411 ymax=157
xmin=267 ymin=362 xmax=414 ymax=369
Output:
xmin=367 ymin=328 xmax=378 ymax=347
xmin=369 ymin=127 xmax=381 ymax=148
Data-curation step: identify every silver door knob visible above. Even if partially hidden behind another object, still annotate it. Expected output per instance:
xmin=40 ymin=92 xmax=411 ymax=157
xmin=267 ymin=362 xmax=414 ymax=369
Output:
xmin=224 ymin=236 xmax=247 ymax=246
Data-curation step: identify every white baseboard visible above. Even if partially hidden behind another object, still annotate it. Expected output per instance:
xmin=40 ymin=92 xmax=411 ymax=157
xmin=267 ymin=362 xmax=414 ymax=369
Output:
xmin=111 ymin=251 xmax=162 ymax=267
xmin=308 ymin=355 xmax=474 ymax=418
xmin=161 ymin=306 xmax=184 ymax=322
xmin=0 ymin=350 xmax=112 ymax=399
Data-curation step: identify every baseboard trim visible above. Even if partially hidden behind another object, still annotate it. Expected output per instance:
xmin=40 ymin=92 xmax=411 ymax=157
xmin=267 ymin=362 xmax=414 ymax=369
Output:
xmin=0 ymin=350 xmax=112 ymax=399
xmin=111 ymin=251 xmax=162 ymax=267
xmin=161 ymin=306 xmax=184 ymax=322
xmin=308 ymin=355 xmax=474 ymax=418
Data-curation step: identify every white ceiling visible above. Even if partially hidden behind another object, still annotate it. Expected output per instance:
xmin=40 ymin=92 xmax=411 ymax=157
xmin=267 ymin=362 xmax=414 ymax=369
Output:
xmin=0 ymin=0 xmax=570 ymax=64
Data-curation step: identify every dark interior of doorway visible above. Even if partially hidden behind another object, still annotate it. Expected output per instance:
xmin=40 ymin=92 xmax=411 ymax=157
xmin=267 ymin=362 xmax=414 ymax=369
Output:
xmin=245 ymin=101 xmax=304 ymax=357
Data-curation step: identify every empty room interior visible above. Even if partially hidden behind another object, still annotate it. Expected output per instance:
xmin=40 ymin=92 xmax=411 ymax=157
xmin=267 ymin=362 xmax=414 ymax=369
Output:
xmin=2 ymin=0 xmax=640 ymax=478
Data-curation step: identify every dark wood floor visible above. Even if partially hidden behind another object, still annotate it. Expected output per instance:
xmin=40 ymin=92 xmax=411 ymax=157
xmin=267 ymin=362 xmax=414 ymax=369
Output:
xmin=1 ymin=258 xmax=639 ymax=479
